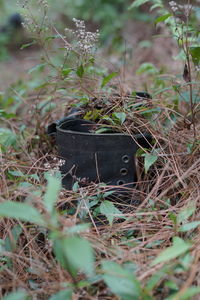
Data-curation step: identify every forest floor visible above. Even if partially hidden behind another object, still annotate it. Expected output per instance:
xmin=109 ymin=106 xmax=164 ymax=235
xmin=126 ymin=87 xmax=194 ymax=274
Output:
xmin=1 ymin=17 xmax=200 ymax=300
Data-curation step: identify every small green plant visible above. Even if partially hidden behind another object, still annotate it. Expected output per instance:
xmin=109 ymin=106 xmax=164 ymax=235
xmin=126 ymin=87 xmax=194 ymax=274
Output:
xmin=130 ymin=0 xmax=200 ymax=142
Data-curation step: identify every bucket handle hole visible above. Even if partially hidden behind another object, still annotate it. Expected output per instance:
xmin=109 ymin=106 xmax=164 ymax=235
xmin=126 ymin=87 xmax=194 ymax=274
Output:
xmin=122 ymin=155 xmax=130 ymax=163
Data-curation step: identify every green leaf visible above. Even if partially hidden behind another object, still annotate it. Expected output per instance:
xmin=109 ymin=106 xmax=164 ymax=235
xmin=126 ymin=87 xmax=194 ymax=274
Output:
xmin=112 ymin=112 xmax=126 ymax=124
xmin=28 ymin=63 xmax=46 ymax=74
xmin=102 ymin=261 xmax=141 ymax=299
xmin=62 ymin=68 xmax=72 ymax=77
xmin=8 ymin=170 xmax=25 ymax=177
xmin=136 ymin=63 xmax=159 ymax=75
xmin=155 ymin=14 xmax=172 ymax=24
xmin=49 ymin=289 xmax=73 ymax=300
xmin=151 ymin=237 xmax=191 ymax=266
xmin=20 ymin=41 xmax=36 ymax=49
xmin=165 ymin=286 xmax=200 ymax=300
xmin=43 ymin=175 xmax=61 ymax=214
xmin=2 ymin=290 xmax=28 ymax=300
xmin=0 ymin=201 xmax=45 ymax=226
xmin=143 ymin=153 xmax=158 ymax=174
xmin=0 ymin=128 xmax=17 ymax=148
xmin=5 ymin=225 xmax=22 ymax=252
xmin=63 ymin=236 xmax=94 ymax=277
xmin=76 ymin=64 xmax=84 ymax=78
xmin=189 ymin=47 xmax=200 ymax=66
xmin=101 ymin=72 xmax=118 ymax=88
xmin=128 ymin=0 xmax=150 ymax=10
xmin=179 ymin=221 xmax=200 ymax=232
xmin=100 ymin=200 xmax=125 ymax=226
xmin=177 ymin=205 xmax=196 ymax=225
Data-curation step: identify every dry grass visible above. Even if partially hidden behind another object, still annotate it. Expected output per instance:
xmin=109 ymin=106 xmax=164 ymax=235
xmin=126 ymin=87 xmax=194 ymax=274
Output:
xmin=1 ymin=86 xmax=200 ymax=299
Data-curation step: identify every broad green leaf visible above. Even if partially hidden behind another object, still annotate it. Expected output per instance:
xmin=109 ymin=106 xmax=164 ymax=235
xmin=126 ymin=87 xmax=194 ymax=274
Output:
xmin=102 ymin=261 xmax=141 ymax=299
xmin=43 ymin=175 xmax=61 ymax=214
xmin=146 ymin=265 xmax=170 ymax=291
xmin=8 ymin=170 xmax=25 ymax=177
xmin=112 ymin=112 xmax=126 ymax=124
xmin=2 ymin=290 xmax=28 ymax=300
xmin=136 ymin=63 xmax=159 ymax=75
xmin=128 ymin=0 xmax=150 ymax=10
xmin=165 ymin=286 xmax=200 ymax=300
xmin=0 ymin=201 xmax=45 ymax=226
xmin=189 ymin=47 xmax=200 ymax=66
xmin=151 ymin=237 xmax=191 ymax=266
xmin=179 ymin=221 xmax=200 ymax=232
xmin=0 ymin=128 xmax=17 ymax=148
xmin=63 ymin=236 xmax=94 ymax=277
xmin=100 ymin=200 xmax=125 ymax=226
xmin=49 ymin=289 xmax=73 ymax=300
xmin=76 ymin=64 xmax=84 ymax=78
xmin=143 ymin=153 xmax=158 ymax=174
xmin=155 ymin=14 xmax=172 ymax=24
xmin=101 ymin=72 xmax=118 ymax=88
xmin=177 ymin=205 xmax=196 ymax=225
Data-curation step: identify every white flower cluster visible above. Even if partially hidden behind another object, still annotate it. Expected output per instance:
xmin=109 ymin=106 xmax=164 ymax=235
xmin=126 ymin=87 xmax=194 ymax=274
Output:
xmin=44 ymin=158 xmax=65 ymax=170
xmin=169 ymin=1 xmax=193 ymax=16
xmin=169 ymin=1 xmax=178 ymax=12
xmin=17 ymin=0 xmax=49 ymax=32
xmin=65 ymin=18 xmax=99 ymax=54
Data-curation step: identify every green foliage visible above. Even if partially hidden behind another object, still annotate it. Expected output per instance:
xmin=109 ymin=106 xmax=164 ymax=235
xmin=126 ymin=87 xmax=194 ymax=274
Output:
xmin=142 ymin=152 xmax=158 ymax=174
xmin=102 ymin=261 xmax=141 ymax=300
xmin=2 ymin=290 xmax=29 ymax=300
xmin=0 ymin=201 xmax=45 ymax=226
xmin=101 ymin=72 xmax=118 ymax=88
xmin=152 ymin=237 xmax=192 ymax=266
xmin=49 ymin=289 xmax=73 ymax=300
xmin=100 ymin=200 xmax=125 ymax=226
xmin=0 ymin=128 xmax=17 ymax=151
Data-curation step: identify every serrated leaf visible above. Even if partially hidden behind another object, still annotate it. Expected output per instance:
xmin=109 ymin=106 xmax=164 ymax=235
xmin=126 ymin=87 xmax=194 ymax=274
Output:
xmin=179 ymin=221 xmax=200 ymax=232
xmin=63 ymin=236 xmax=94 ymax=277
xmin=100 ymin=200 xmax=125 ymax=226
xmin=0 ymin=201 xmax=45 ymax=226
xmin=43 ymin=175 xmax=61 ymax=215
xmin=151 ymin=237 xmax=191 ymax=266
xmin=101 ymin=72 xmax=118 ymax=88
xmin=143 ymin=153 xmax=158 ymax=174
xmin=128 ymin=0 xmax=150 ymax=10
xmin=102 ymin=261 xmax=141 ymax=299
xmin=155 ymin=14 xmax=172 ymax=24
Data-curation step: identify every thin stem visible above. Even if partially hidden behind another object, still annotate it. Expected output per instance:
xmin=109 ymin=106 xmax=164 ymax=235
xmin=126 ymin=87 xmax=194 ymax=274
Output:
xmin=185 ymin=0 xmax=196 ymax=140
